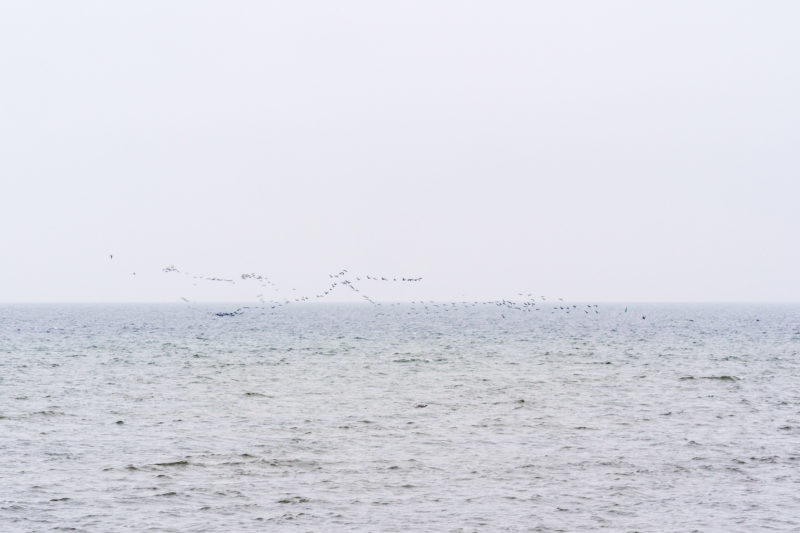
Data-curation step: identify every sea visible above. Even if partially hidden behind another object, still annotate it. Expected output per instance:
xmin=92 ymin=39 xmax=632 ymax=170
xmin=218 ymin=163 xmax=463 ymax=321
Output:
xmin=1 ymin=303 xmax=799 ymax=532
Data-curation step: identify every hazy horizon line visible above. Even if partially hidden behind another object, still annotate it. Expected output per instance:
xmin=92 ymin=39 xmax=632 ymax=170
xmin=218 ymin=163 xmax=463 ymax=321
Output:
xmin=3 ymin=300 xmax=799 ymax=305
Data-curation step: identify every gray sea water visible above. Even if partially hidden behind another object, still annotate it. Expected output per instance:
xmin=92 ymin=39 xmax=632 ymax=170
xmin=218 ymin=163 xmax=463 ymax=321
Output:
xmin=1 ymin=303 xmax=799 ymax=532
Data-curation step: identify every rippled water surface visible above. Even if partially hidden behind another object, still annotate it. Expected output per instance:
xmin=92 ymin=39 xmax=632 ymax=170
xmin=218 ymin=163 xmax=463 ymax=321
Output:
xmin=1 ymin=303 xmax=799 ymax=531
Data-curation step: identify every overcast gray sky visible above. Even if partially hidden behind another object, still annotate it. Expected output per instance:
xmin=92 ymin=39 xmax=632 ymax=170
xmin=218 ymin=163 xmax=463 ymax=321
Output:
xmin=1 ymin=1 xmax=798 ymax=303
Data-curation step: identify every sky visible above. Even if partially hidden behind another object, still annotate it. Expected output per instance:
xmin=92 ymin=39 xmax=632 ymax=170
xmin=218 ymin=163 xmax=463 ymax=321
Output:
xmin=1 ymin=1 xmax=799 ymax=303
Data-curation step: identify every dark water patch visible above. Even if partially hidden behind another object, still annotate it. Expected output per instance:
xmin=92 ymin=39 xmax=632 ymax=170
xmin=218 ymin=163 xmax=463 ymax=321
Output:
xmin=278 ymin=496 xmax=310 ymax=504
xmin=45 ymin=451 xmax=73 ymax=458
xmin=680 ymin=375 xmax=740 ymax=382
xmin=750 ymin=456 xmax=779 ymax=463
xmin=154 ymin=460 xmax=190 ymax=467
xmin=259 ymin=459 xmax=321 ymax=470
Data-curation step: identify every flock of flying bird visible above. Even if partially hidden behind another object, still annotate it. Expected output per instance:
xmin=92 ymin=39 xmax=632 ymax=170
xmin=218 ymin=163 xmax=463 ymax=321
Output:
xmin=156 ymin=262 xmax=604 ymax=319
xmin=110 ymin=254 xmax=616 ymax=319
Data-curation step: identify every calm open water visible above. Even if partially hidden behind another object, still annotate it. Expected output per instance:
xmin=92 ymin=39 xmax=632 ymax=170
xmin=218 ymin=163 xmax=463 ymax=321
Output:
xmin=1 ymin=303 xmax=799 ymax=532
